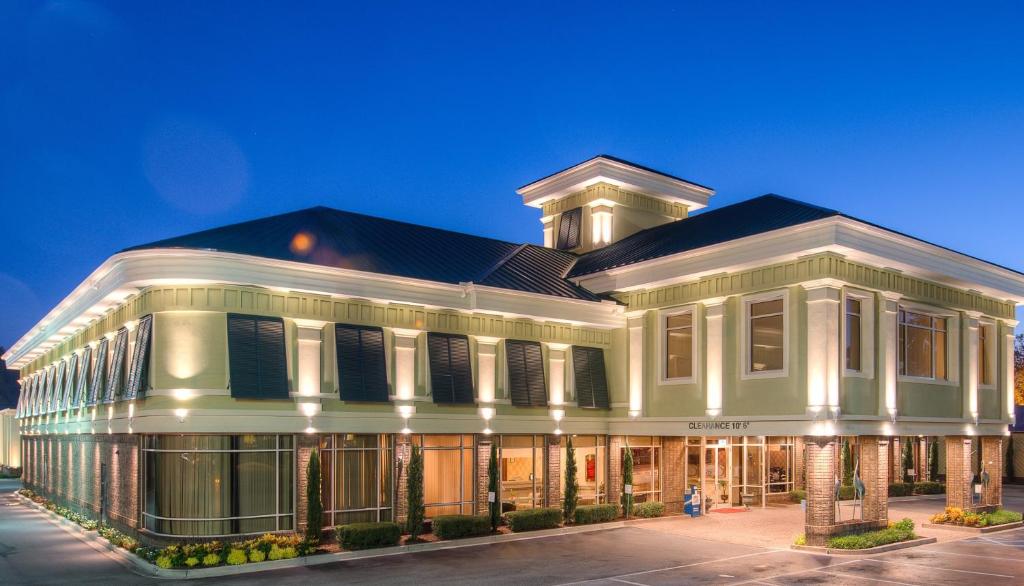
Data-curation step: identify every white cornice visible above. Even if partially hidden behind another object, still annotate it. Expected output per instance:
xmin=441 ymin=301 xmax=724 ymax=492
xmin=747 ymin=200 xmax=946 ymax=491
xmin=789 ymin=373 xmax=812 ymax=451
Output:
xmin=573 ymin=217 xmax=1024 ymax=304
xmin=516 ymin=156 xmax=713 ymax=210
xmin=3 ymin=249 xmax=624 ymax=370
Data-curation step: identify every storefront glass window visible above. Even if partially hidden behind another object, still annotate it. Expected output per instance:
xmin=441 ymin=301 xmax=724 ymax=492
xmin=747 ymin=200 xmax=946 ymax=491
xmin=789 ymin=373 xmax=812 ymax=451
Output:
xmin=320 ymin=434 xmax=393 ymax=525
xmin=501 ymin=435 xmax=545 ymax=510
xmin=623 ymin=436 xmax=661 ymax=503
xmin=410 ymin=434 xmax=474 ymax=517
xmin=560 ymin=435 xmax=606 ymax=505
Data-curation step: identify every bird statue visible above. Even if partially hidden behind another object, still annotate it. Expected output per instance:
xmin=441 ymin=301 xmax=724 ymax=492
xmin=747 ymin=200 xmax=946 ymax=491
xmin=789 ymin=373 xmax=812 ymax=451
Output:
xmin=853 ymin=462 xmax=865 ymax=520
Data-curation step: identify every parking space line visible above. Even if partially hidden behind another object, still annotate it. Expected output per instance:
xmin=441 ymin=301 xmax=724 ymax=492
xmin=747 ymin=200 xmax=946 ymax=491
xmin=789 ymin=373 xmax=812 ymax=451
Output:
xmin=813 ymin=569 xmax=921 ymax=586
xmin=863 ymin=558 xmax=1014 ymax=578
xmin=608 ymin=578 xmax=649 ymax=586
xmin=555 ymin=549 xmax=785 ymax=586
xmin=728 ymin=559 xmax=860 ymax=585
xmin=917 ymin=549 xmax=1024 ymax=563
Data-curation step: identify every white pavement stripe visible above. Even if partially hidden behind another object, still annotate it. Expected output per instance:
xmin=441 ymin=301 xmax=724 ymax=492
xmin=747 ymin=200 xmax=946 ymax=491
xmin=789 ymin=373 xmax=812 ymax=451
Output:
xmin=728 ymin=559 xmax=861 ymax=585
xmin=864 ymin=558 xmax=1015 ymax=579
xmin=608 ymin=578 xmax=649 ymax=586
xmin=919 ymin=549 xmax=1024 ymax=563
xmin=555 ymin=550 xmax=785 ymax=586
xmin=813 ymin=569 xmax=922 ymax=586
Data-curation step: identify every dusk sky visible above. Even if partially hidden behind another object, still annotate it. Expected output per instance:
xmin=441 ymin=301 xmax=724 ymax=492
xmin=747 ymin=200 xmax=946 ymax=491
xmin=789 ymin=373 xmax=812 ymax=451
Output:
xmin=2 ymin=1 xmax=1023 ymax=350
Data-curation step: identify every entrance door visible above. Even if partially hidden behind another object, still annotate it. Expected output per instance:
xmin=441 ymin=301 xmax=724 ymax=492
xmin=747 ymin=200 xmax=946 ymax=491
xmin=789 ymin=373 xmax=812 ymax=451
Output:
xmin=703 ymin=443 xmax=730 ymax=507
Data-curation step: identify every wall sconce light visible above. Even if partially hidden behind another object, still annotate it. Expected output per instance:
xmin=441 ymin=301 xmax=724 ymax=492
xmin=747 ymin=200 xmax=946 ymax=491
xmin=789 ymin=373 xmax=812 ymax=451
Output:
xmin=706 ymin=408 xmax=721 ymax=419
xmin=479 ymin=407 xmax=495 ymax=421
xmin=888 ymin=408 xmax=898 ymax=424
xmin=483 ymin=427 xmax=493 ymax=435
xmin=550 ymin=409 xmax=565 ymax=423
xmin=174 ymin=408 xmax=188 ymax=423
xmin=553 ymin=428 xmax=563 ymax=436
xmin=628 ymin=410 xmax=640 ymax=419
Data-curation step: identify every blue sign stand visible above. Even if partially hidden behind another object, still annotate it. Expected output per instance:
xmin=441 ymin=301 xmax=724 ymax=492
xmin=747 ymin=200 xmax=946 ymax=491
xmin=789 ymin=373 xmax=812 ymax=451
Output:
xmin=685 ymin=485 xmax=702 ymax=518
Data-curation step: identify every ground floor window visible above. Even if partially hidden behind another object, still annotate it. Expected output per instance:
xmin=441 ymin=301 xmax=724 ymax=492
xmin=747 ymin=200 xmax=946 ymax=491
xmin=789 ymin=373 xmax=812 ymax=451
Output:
xmin=622 ymin=436 xmax=661 ymax=503
xmin=767 ymin=437 xmax=795 ymax=494
xmin=499 ymin=435 xmax=546 ymax=510
xmin=560 ymin=435 xmax=606 ymax=505
xmin=320 ymin=434 xmax=393 ymax=526
xmin=143 ymin=434 xmax=294 ymax=537
xmin=409 ymin=434 xmax=475 ymax=518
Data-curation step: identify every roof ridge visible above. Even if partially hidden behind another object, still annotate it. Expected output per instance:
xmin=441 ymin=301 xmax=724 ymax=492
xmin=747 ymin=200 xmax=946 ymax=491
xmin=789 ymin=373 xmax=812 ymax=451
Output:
xmin=474 ymin=243 xmax=530 ymax=284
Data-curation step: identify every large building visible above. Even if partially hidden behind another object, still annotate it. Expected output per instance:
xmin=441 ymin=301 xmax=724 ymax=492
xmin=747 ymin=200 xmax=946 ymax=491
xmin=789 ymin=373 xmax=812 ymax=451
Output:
xmin=7 ymin=156 xmax=1022 ymax=545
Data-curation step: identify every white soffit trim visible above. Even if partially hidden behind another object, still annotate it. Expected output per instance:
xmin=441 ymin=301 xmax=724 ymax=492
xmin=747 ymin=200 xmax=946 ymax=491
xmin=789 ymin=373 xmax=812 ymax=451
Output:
xmin=516 ymin=156 xmax=713 ymax=210
xmin=3 ymin=249 xmax=624 ymax=370
xmin=574 ymin=217 xmax=1024 ymax=304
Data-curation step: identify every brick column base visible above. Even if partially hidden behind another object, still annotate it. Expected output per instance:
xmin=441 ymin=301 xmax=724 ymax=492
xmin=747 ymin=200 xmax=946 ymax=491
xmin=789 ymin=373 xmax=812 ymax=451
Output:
xmin=546 ymin=435 xmax=562 ymax=509
xmin=395 ymin=437 xmax=412 ymax=523
xmin=804 ymin=436 xmax=838 ymax=546
xmin=662 ymin=437 xmax=685 ymax=514
xmin=859 ymin=436 xmax=888 ymax=524
xmin=476 ymin=436 xmax=493 ymax=514
xmin=608 ymin=436 xmax=623 ymax=511
xmin=981 ymin=436 xmax=1003 ymax=509
xmin=946 ymin=436 xmax=974 ymax=511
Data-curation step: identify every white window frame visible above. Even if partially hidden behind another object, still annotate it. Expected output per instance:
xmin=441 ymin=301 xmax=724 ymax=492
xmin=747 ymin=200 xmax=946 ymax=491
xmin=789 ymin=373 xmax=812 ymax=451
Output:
xmin=978 ymin=319 xmax=996 ymax=389
xmin=896 ymin=302 xmax=958 ymax=385
xmin=741 ymin=289 xmax=789 ymax=380
xmin=842 ymin=289 xmax=875 ymax=379
xmin=659 ymin=304 xmax=699 ymax=385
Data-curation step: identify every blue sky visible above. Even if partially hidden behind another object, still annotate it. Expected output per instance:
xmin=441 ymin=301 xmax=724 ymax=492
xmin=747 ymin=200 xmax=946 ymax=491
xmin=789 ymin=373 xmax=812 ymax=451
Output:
xmin=2 ymin=1 xmax=1023 ymax=350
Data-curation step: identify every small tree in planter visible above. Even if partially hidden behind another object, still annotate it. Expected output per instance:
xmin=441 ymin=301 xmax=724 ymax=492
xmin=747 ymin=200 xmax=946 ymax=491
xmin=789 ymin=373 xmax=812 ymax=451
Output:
xmin=928 ymin=439 xmax=939 ymax=482
xmin=563 ymin=436 xmax=579 ymax=523
xmin=621 ymin=444 xmax=634 ymax=519
xmin=841 ymin=438 xmax=853 ymax=486
xmin=901 ymin=440 xmax=914 ymax=484
xmin=305 ymin=447 xmax=323 ymax=544
xmin=488 ymin=442 xmax=500 ymax=531
xmin=406 ymin=444 xmax=425 ymax=541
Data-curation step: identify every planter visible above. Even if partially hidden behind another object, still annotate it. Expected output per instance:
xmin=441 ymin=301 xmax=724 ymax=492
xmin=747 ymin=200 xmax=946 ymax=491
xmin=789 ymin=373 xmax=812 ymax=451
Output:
xmin=922 ymin=521 xmax=1023 ymax=534
xmin=792 ymin=536 xmax=936 ymax=555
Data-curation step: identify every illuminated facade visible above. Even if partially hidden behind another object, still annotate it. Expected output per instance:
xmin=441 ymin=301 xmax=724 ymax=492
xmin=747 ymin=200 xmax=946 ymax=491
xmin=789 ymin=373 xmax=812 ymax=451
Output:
xmin=7 ymin=155 xmax=1022 ymax=544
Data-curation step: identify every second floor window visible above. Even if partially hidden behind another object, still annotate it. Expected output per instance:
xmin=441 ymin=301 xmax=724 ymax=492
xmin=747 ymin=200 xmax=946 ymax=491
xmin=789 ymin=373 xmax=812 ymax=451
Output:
xmin=665 ymin=312 xmax=693 ymax=379
xmin=845 ymin=298 xmax=862 ymax=372
xmin=749 ymin=298 xmax=784 ymax=373
xmin=898 ymin=309 xmax=947 ymax=380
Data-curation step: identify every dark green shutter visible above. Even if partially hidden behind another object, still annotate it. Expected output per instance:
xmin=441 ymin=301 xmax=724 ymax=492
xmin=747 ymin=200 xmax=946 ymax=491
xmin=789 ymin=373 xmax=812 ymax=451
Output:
xmin=49 ymin=360 xmax=66 ymax=413
xmin=335 ymin=324 xmax=389 ymax=402
xmin=126 ymin=314 xmax=153 ymax=399
xmin=506 ymin=340 xmax=547 ymax=407
xmin=105 ymin=328 xmax=128 ymax=403
xmin=556 ymin=207 xmax=582 ymax=250
xmin=572 ymin=346 xmax=610 ymax=409
xmin=41 ymin=367 xmax=54 ymax=414
xmin=73 ymin=346 xmax=91 ymax=408
xmin=61 ymin=353 xmax=78 ymax=410
xmin=89 ymin=338 xmax=108 ymax=406
xmin=227 ymin=314 xmax=289 ymax=399
xmin=427 ymin=333 xmax=475 ymax=404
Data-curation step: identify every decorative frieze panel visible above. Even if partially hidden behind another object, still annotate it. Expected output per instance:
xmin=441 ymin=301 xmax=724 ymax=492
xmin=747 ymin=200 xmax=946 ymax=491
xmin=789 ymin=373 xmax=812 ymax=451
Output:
xmin=541 ymin=182 xmax=688 ymax=220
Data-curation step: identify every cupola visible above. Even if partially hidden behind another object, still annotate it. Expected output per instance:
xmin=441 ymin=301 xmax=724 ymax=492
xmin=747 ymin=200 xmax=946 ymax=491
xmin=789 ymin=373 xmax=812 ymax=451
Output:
xmin=516 ymin=155 xmax=714 ymax=253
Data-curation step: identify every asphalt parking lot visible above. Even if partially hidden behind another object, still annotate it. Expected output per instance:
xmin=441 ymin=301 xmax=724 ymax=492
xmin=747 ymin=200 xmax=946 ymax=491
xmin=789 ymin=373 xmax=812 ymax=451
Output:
xmin=2 ymin=478 xmax=1023 ymax=585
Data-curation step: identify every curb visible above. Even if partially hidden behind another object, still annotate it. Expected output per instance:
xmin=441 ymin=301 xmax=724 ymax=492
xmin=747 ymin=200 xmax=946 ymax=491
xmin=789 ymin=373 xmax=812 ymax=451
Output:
xmin=791 ymin=536 xmax=937 ymax=555
xmin=922 ymin=521 xmax=1023 ymax=534
xmin=11 ymin=491 xmax=672 ymax=580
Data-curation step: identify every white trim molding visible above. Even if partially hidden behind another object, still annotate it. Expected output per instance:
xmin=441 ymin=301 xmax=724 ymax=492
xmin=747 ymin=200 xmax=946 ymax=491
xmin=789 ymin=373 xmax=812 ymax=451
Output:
xmin=740 ymin=288 xmax=790 ymax=381
xmin=657 ymin=303 xmax=699 ymax=386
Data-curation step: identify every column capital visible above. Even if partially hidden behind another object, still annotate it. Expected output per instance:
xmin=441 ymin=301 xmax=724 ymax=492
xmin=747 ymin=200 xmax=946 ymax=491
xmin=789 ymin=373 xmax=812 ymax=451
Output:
xmin=803 ymin=280 xmax=842 ymax=303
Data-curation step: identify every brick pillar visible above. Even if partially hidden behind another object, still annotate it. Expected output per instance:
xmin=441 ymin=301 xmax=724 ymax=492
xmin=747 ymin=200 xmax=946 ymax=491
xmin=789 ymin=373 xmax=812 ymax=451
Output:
xmin=395 ymin=437 xmax=412 ymax=523
xmin=981 ymin=436 xmax=1003 ymax=508
xmin=916 ymin=438 xmax=928 ymax=482
xmin=794 ymin=437 xmax=806 ymax=490
xmin=662 ymin=437 xmax=685 ymax=513
xmin=804 ymin=436 xmax=837 ymax=546
xmin=476 ymin=436 xmax=493 ymax=514
xmin=945 ymin=436 xmax=973 ymax=510
xmin=546 ymin=435 xmax=561 ymax=508
xmin=859 ymin=436 xmax=888 ymax=524
xmin=608 ymin=436 xmax=624 ymax=509
xmin=295 ymin=433 xmax=318 ymax=534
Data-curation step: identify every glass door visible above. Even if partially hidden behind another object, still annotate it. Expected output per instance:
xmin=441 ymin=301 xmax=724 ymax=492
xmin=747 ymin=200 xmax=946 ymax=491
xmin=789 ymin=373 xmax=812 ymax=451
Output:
xmin=703 ymin=440 xmax=731 ymax=507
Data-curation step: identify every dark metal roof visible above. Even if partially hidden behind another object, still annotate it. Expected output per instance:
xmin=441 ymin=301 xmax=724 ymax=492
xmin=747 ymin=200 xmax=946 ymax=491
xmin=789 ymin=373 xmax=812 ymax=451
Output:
xmin=124 ymin=206 xmax=603 ymax=302
xmin=568 ymin=194 xmax=840 ymax=277
xmin=518 ymin=154 xmax=713 ymax=192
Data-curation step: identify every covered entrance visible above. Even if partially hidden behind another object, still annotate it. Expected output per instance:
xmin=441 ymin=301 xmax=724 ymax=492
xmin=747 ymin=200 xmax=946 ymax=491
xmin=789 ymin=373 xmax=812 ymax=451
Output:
xmin=683 ymin=436 xmax=797 ymax=510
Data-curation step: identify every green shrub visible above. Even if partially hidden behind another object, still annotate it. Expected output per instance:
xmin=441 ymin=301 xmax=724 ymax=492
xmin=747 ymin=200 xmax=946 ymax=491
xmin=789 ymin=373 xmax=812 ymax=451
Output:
xmin=248 ymin=549 xmax=266 ymax=563
xmin=913 ymin=481 xmax=944 ymax=495
xmin=789 ymin=489 xmax=806 ymax=503
xmin=837 ymin=485 xmax=856 ymax=501
xmin=336 ymin=522 xmax=402 ymax=550
xmin=155 ymin=556 xmax=173 ymax=569
xmin=305 ymin=447 xmax=323 ymax=544
xmin=828 ymin=518 xmax=915 ymax=549
xmin=574 ymin=504 xmax=619 ymax=525
xmin=983 ymin=509 xmax=1023 ymax=526
xmin=888 ymin=483 xmax=915 ymax=497
xmin=506 ymin=507 xmax=562 ymax=532
xmin=184 ymin=557 xmax=199 ymax=568
xmin=432 ymin=515 xmax=491 ymax=539
xmin=406 ymin=445 xmax=425 ymax=540
xmin=202 ymin=552 xmax=220 ymax=566
xmin=794 ymin=534 xmax=806 ymax=546
xmin=226 ymin=549 xmax=247 ymax=565
xmin=632 ymin=501 xmax=665 ymax=518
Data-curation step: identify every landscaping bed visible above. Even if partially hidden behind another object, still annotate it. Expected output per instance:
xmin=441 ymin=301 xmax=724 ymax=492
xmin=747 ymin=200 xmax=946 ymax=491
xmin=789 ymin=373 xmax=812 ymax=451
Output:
xmin=924 ymin=507 xmax=1023 ymax=532
xmin=794 ymin=519 xmax=927 ymax=553
xmin=788 ymin=481 xmax=945 ymax=504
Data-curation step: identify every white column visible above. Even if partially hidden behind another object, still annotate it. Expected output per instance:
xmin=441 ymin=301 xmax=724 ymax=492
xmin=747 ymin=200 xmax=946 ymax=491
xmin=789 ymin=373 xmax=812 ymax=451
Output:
xmin=295 ymin=323 xmax=323 ymax=397
xmin=966 ymin=313 xmax=980 ymax=421
xmin=392 ymin=329 xmax=420 ymax=402
xmin=541 ymin=217 xmax=554 ymax=248
xmin=628 ymin=315 xmax=644 ymax=417
xmin=475 ymin=337 xmax=499 ymax=404
xmin=547 ymin=344 xmax=568 ymax=406
xmin=1005 ymin=320 xmax=1019 ymax=422
xmin=704 ymin=299 xmax=726 ymax=417
xmin=878 ymin=292 xmax=900 ymax=419
xmin=804 ymin=282 xmax=841 ymax=417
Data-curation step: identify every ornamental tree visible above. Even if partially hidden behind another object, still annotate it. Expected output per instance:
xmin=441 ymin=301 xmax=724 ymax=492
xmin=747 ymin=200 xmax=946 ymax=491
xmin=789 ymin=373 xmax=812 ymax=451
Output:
xmin=621 ymin=443 xmax=634 ymax=519
xmin=841 ymin=438 xmax=853 ymax=486
xmin=488 ymin=442 xmax=500 ymax=531
xmin=406 ymin=444 xmax=425 ymax=540
xmin=928 ymin=439 xmax=939 ymax=482
xmin=563 ymin=436 xmax=579 ymax=523
xmin=305 ymin=447 xmax=323 ymax=544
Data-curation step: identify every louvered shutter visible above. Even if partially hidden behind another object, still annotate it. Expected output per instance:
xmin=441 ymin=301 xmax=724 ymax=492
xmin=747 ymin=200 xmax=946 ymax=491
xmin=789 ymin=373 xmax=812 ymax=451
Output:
xmin=335 ymin=324 xmax=389 ymax=402
xmin=41 ymin=368 xmax=54 ymax=414
xmin=73 ymin=346 xmax=91 ymax=408
xmin=126 ymin=315 xmax=153 ymax=399
xmin=572 ymin=346 xmax=610 ymax=409
xmin=506 ymin=340 xmax=547 ymax=407
xmin=61 ymin=353 xmax=78 ymax=410
xmin=49 ymin=361 xmax=66 ymax=413
xmin=89 ymin=338 xmax=108 ymax=406
xmin=427 ymin=333 xmax=475 ymax=404
xmin=555 ymin=207 xmax=583 ymax=250
xmin=32 ymin=371 xmax=44 ymax=415
xmin=228 ymin=314 xmax=289 ymax=399
xmin=106 ymin=328 xmax=128 ymax=403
